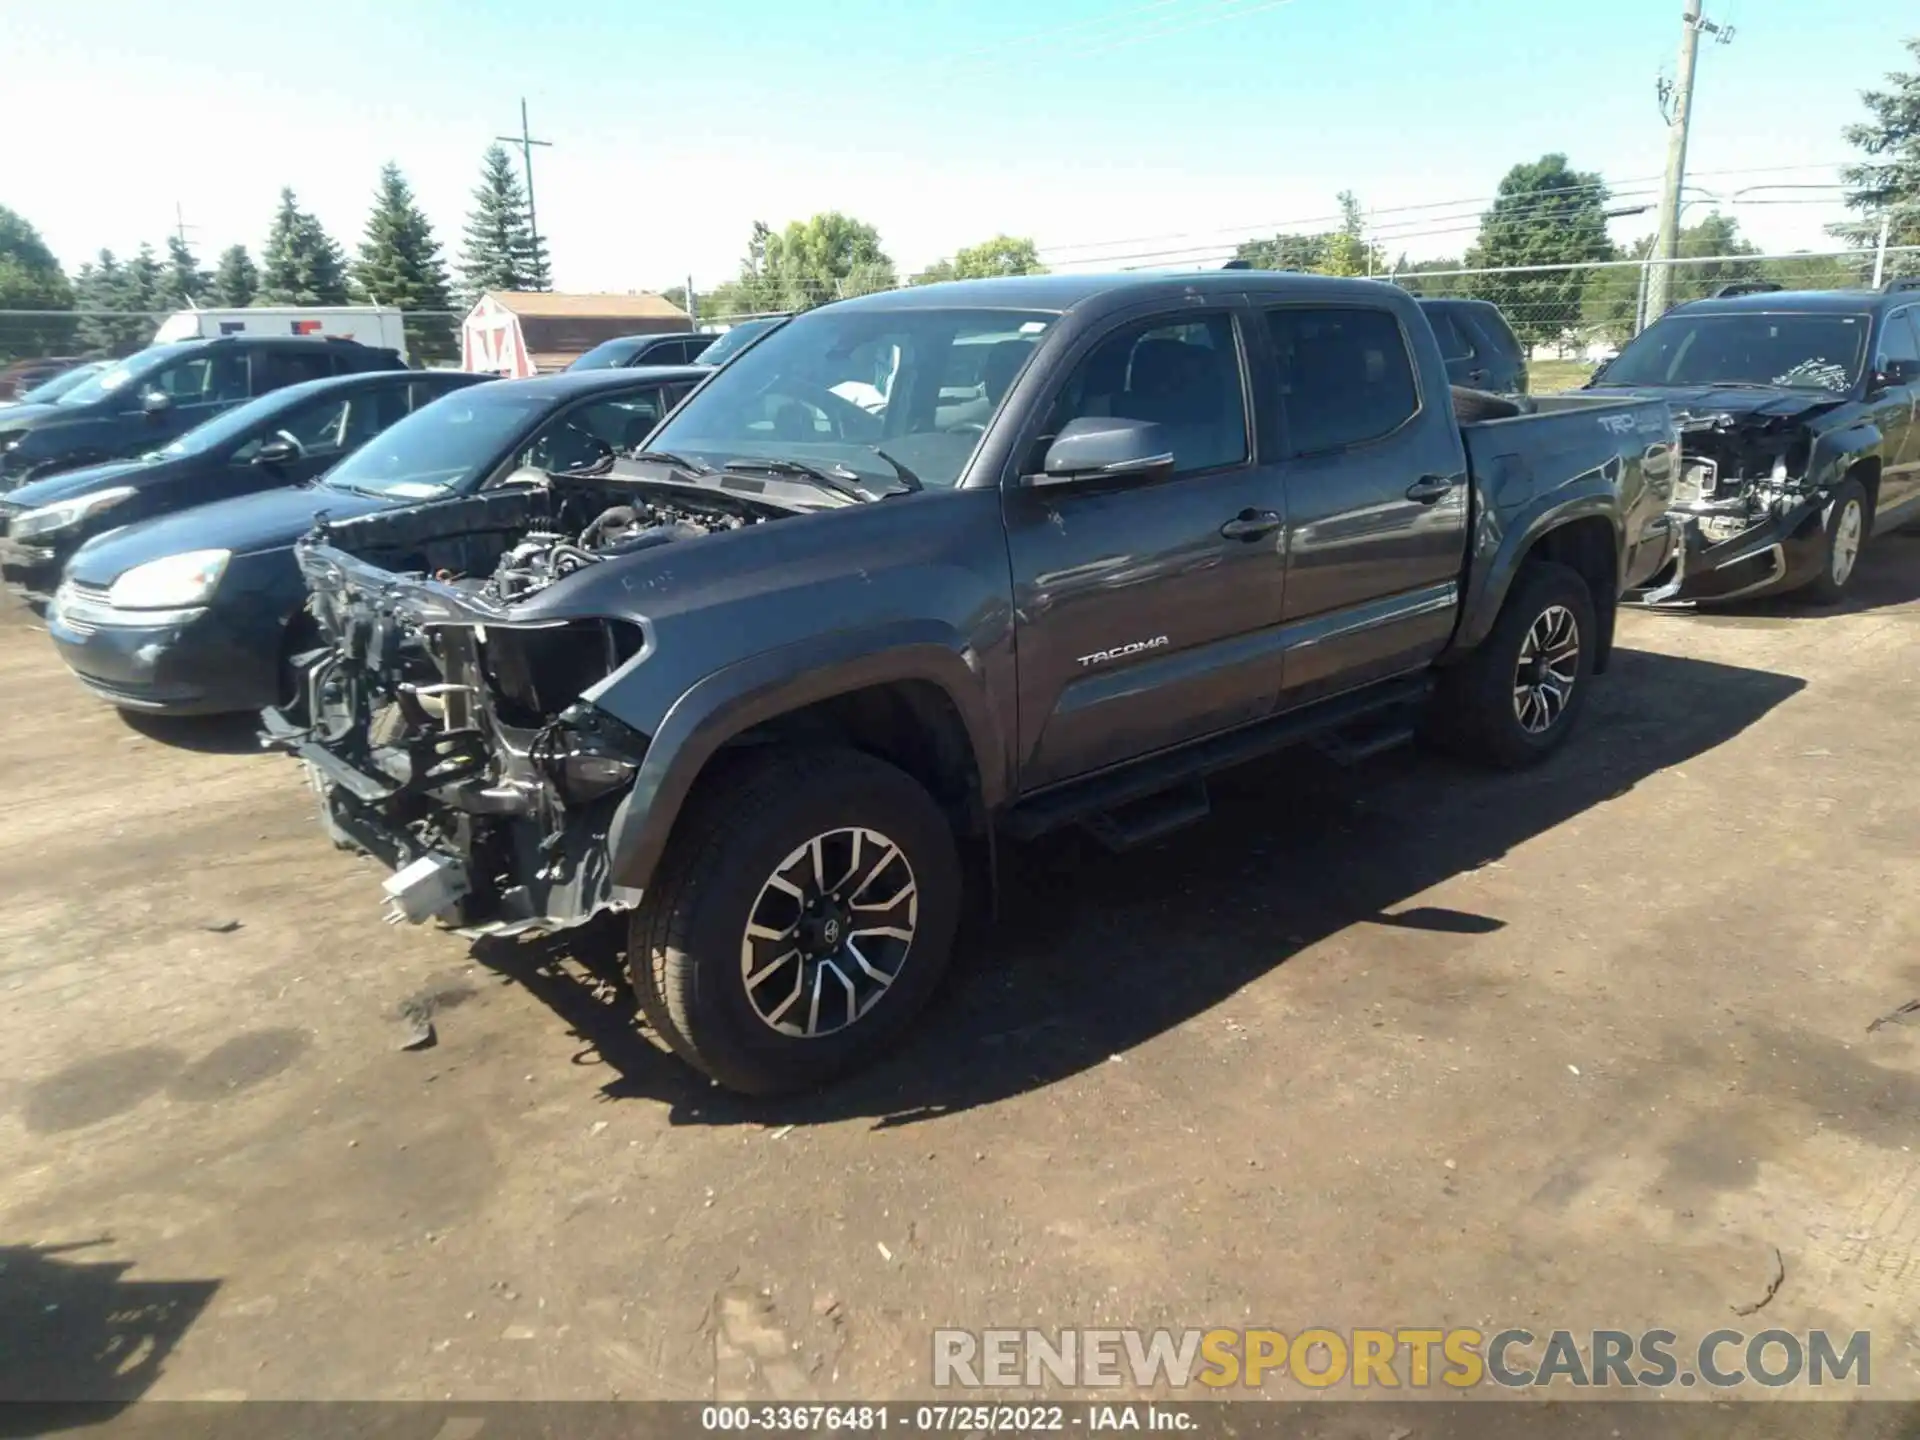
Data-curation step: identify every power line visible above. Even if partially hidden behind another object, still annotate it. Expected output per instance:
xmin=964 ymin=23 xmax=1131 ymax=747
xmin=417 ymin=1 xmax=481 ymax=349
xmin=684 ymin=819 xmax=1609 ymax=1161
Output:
xmin=1034 ymin=160 xmax=1851 ymax=262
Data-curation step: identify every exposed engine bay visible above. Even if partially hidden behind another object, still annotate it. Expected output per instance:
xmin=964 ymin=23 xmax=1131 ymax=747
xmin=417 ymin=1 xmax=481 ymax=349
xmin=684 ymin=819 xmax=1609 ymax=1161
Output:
xmin=264 ymin=469 xmax=798 ymax=936
xmin=1629 ymin=395 xmax=1844 ymax=606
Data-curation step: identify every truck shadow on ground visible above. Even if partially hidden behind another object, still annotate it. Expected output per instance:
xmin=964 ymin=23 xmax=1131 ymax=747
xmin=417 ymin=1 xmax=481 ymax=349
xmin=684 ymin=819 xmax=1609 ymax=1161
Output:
xmin=0 ymin=1240 xmax=217 ymax=1433
xmin=474 ymin=644 xmax=1805 ymax=1128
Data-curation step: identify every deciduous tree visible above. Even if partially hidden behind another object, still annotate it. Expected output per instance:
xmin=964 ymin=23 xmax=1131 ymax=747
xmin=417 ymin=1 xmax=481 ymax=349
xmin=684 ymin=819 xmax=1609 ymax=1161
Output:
xmin=0 ymin=205 xmax=74 ymax=360
xmin=1466 ymin=155 xmax=1613 ymax=346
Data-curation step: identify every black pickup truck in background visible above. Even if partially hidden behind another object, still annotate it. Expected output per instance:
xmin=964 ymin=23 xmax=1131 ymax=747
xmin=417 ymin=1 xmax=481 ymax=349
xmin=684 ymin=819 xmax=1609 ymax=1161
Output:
xmin=268 ymin=272 xmax=1677 ymax=1094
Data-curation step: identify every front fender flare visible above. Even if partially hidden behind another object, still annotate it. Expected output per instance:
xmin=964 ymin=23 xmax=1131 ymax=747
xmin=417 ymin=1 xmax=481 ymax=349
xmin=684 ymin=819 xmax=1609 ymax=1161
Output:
xmin=603 ymin=620 xmax=1006 ymax=896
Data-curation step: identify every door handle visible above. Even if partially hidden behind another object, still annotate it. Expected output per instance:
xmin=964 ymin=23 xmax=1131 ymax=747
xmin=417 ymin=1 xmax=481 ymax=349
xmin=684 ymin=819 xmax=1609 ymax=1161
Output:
xmin=1220 ymin=509 xmax=1282 ymax=541
xmin=1466 ymin=367 xmax=1489 ymax=384
xmin=1405 ymin=474 xmax=1455 ymax=505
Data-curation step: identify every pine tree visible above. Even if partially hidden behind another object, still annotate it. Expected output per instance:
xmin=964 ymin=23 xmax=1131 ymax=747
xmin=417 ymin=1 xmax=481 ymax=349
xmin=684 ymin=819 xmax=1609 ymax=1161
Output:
xmin=1831 ymin=36 xmax=1920 ymax=280
xmin=209 ymin=245 xmax=259 ymax=308
xmin=459 ymin=144 xmax=539 ymax=301
xmin=73 ymin=250 xmax=151 ymax=354
xmin=124 ymin=243 xmax=165 ymax=317
xmin=260 ymin=187 xmax=350 ymax=305
xmin=353 ymin=163 xmax=458 ymax=360
xmin=158 ymin=234 xmax=210 ymax=309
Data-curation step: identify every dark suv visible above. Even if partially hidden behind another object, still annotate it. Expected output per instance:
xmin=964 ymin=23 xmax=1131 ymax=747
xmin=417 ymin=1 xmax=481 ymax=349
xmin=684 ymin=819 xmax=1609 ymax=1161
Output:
xmin=0 ymin=335 xmax=406 ymax=488
xmin=1417 ymin=298 xmax=1529 ymax=395
xmin=1589 ymin=278 xmax=1920 ymax=603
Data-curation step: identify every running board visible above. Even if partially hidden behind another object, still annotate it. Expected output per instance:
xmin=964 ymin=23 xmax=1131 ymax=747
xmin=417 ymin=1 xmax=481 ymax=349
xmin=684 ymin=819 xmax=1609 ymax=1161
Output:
xmin=1081 ymin=779 xmax=1211 ymax=853
xmin=1002 ymin=673 xmax=1434 ymax=843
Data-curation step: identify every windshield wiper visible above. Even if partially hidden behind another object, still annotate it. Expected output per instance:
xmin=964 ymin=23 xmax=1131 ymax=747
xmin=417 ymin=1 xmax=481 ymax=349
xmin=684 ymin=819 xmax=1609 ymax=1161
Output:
xmin=630 ymin=449 xmax=715 ymax=474
xmin=867 ymin=446 xmax=924 ymax=493
xmin=722 ymin=458 xmax=874 ymax=504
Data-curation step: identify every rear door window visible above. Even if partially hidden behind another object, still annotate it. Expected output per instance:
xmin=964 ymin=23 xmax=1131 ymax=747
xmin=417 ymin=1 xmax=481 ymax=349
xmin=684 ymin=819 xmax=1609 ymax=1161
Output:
xmin=1265 ymin=307 xmax=1421 ymax=457
xmin=1427 ymin=308 xmax=1476 ymax=362
xmin=254 ymin=347 xmax=336 ymax=392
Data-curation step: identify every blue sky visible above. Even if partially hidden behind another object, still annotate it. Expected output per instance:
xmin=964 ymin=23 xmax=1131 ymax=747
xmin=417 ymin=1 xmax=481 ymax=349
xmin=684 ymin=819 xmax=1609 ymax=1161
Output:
xmin=6 ymin=0 xmax=1911 ymax=296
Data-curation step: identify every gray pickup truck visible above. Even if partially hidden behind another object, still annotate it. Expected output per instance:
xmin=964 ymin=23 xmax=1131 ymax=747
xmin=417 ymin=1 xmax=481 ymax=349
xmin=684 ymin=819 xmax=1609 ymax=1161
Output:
xmin=267 ymin=272 xmax=1676 ymax=1094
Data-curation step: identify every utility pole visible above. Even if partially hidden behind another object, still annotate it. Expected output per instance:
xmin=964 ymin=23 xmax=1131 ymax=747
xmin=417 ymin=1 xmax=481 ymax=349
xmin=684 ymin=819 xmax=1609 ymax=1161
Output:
xmin=1646 ymin=2 xmax=1733 ymax=322
xmin=496 ymin=99 xmax=553 ymax=279
xmin=1872 ymin=212 xmax=1892 ymax=289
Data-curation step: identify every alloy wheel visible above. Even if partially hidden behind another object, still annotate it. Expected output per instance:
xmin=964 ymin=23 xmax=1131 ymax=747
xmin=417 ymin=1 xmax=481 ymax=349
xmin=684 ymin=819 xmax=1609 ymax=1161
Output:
xmin=1512 ymin=603 xmax=1580 ymax=735
xmin=1830 ymin=497 xmax=1863 ymax=588
xmin=740 ymin=827 xmax=919 ymax=1038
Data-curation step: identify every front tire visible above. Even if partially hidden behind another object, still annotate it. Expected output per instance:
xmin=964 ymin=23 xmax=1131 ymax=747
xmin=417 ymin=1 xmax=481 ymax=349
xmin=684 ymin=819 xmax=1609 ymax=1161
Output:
xmin=1429 ymin=560 xmax=1597 ymax=769
xmin=1798 ymin=478 xmax=1867 ymax=605
xmin=629 ymin=748 xmax=962 ymax=1095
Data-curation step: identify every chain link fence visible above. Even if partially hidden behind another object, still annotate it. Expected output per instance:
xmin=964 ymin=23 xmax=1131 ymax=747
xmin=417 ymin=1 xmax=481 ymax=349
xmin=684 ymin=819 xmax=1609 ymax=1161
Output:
xmin=0 ymin=309 xmax=465 ymax=395
xmin=6 ymin=248 xmax=1915 ymax=398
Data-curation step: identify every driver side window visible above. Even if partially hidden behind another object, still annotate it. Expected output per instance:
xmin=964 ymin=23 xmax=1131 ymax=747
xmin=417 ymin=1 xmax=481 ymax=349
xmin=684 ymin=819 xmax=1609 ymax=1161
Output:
xmin=520 ymin=387 xmax=668 ymax=472
xmin=231 ymin=395 xmax=354 ymax=464
xmin=1881 ymin=308 xmax=1920 ymax=370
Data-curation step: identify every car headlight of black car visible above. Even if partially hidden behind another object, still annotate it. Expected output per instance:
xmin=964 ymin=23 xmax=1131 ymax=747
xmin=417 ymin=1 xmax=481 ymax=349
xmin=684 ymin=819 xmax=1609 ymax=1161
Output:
xmin=11 ymin=486 xmax=137 ymax=541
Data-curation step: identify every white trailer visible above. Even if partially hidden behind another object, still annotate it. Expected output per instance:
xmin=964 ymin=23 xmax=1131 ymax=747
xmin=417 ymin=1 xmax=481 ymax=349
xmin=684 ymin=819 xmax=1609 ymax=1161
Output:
xmin=152 ymin=306 xmax=410 ymax=361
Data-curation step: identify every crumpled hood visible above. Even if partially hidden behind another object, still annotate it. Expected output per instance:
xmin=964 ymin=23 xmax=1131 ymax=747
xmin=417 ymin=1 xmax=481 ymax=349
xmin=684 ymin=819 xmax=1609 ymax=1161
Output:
xmin=66 ymin=483 xmax=394 ymax=585
xmin=2 ymin=458 xmax=154 ymax=511
xmin=1590 ymin=383 xmax=1847 ymax=428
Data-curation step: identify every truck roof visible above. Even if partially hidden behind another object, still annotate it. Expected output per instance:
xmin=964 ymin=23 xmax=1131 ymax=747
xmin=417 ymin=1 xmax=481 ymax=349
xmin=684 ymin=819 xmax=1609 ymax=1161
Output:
xmin=833 ymin=270 xmax=1415 ymax=316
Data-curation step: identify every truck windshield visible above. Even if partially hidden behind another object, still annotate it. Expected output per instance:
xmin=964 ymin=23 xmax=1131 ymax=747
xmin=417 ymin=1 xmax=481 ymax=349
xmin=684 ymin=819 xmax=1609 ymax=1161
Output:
xmin=1599 ymin=311 xmax=1870 ymax=393
xmin=318 ymin=389 xmax=547 ymax=499
xmin=645 ymin=306 xmax=1059 ymax=489
xmin=55 ymin=344 xmax=199 ymax=408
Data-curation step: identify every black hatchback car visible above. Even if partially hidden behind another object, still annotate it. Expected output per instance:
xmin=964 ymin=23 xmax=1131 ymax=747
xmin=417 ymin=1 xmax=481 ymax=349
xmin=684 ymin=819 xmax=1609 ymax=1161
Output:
xmin=0 ymin=335 xmax=406 ymax=488
xmin=0 ymin=369 xmax=489 ymax=603
xmin=46 ymin=365 xmax=708 ymax=716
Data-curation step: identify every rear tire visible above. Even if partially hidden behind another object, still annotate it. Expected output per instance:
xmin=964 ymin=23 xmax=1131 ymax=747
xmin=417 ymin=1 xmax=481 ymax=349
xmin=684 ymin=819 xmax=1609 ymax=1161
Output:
xmin=629 ymin=747 xmax=962 ymax=1096
xmin=1797 ymin=478 xmax=1867 ymax=605
xmin=1429 ymin=560 xmax=1597 ymax=769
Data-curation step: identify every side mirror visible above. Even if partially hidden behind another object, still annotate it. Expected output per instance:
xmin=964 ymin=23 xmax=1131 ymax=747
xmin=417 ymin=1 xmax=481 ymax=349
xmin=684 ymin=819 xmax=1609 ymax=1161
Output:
xmin=140 ymin=389 xmax=172 ymax=416
xmin=1026 ymin=416 xmax=1175 ymax=489
xmin=1873 ymin=358 xmax=1919 ymax=390
xmin=253 ymin=437 xmax=300 ymax=467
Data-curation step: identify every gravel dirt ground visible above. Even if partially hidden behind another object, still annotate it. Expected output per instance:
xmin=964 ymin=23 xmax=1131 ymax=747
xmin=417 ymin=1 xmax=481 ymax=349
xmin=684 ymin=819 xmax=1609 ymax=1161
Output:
xmin=2 ymin=539 xmax=1919 ymax=1418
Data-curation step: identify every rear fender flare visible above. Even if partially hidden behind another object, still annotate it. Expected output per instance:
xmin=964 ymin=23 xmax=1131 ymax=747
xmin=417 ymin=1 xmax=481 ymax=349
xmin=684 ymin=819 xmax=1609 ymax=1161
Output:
xmin=1450 ymin=489 xmax=1623 ymax=656
xmin=604 ymin=621 xmax=1006 ymax=895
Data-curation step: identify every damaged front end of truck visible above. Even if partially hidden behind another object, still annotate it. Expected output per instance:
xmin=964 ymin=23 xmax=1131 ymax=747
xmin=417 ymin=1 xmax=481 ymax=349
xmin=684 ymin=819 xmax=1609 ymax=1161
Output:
xmin=1627 ymin=393 xmax=1851 ymax=606
xmin=263 ymin=472 xmax=799 ymax=936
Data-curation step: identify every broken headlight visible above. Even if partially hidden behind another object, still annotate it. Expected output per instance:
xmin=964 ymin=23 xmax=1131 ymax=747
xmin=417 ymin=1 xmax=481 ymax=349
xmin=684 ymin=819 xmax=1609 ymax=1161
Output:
xmin=535 ymin=701 xmax=649 ymax=804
